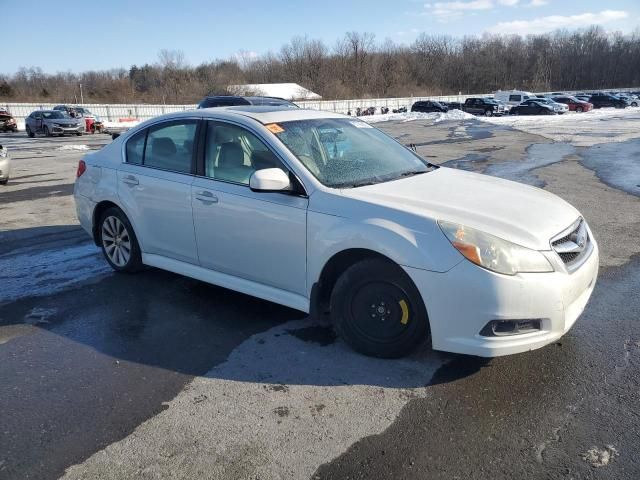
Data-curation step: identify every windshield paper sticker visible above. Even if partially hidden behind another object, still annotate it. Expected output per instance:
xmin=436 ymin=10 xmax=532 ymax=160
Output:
xmin=265 ymin=123 xmax=285 ymax=134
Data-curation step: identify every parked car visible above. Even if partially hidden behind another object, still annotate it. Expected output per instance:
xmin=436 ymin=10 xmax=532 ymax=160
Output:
xmin=523 ymin=97 xmax=568 ymax=114
xmin=615 ymin=95 xmax=638 ymax=107
xmin=509 ymin=100 xmax=556 ymax=115
xmin=588 ymin=93 xmax=628 ymax=109
xmin=445 ymin=101 xmax=463 ymax=111
xmin=25 ymin=110 xmax=83 ymax=137
xmin=197 ymin=95 xmax=298 ymax=109
xmin=494 ymin=90 xmax=535 ymax=109
xmin=0 ymin=109 xmax=18 ymax=132
xmin=574 ymin=94 xmax=592 ymax=102
xmin=411 ymin=101 xmax=448 ymax=113
xmin=551 ymin=95 xmax=593 ymax=112
xmin=53 ymin=105 xmax=105 ymax=133
xmin=0 ymin=144 xmax=10 ymax=185
xmin=74 ymin=106 xmax=598 ymax=358
xmin=461 ymin=97 xmax=505 ymax=116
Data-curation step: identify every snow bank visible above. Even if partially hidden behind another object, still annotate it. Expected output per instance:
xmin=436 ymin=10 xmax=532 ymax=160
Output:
xmin=479 ymin=107 xmax=637 ymax=126
xmin=362 ymin=109 xmax=475 ymax=124
xmin=103 ymin=119 xmax=141 ymax=131
xmin=476 ymin=107 xmax=640 ymax=143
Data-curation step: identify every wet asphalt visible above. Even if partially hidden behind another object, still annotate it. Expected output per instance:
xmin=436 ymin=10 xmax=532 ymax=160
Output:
xmin=1 ymin=117 xmax=640 ymax=479
xmin=0 ymin=231 xmax=303 ymax=479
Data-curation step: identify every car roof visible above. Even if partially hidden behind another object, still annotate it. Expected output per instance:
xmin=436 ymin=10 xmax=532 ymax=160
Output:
xmin=199 ymin=106 xmax=347 ymax=124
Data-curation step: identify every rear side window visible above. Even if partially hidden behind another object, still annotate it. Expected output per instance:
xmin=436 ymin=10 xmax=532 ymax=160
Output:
xmin=145 ymin=121 xmax=197 ymax=173
xmin=126 ymin=130 xmax=146 ymax=165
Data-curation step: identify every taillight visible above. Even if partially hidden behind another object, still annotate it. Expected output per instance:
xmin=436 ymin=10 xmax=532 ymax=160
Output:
xmin=76 ymin=159 xmax=87 ymax=178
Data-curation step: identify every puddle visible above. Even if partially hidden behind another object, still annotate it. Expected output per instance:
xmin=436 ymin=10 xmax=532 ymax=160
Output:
xmin=485 ymin=143 xmax=576 ymax=186
xmin=287 ymin=325 xmax=337 ymax=346
xmin=579 ymin=139 xmax=640 ymax=196
xmin=441 ymin=153 xmax=488 ymax=172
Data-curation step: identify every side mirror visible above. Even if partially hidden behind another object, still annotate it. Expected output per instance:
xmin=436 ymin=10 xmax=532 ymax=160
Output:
xmin=249 ymin=168 xmax=291 ymax=192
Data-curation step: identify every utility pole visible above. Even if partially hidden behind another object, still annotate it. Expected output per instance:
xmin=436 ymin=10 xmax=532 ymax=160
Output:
xmin=79 ymin=83 xmax=84 ymax=104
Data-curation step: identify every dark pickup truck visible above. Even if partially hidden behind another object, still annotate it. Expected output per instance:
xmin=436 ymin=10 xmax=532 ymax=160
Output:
xmin=462 ymin=97 xmax=505 ymax=116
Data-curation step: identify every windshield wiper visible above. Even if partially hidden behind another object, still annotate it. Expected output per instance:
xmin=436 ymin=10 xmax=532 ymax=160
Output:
xmin=399 ymin=170 xmax=427 ymax=178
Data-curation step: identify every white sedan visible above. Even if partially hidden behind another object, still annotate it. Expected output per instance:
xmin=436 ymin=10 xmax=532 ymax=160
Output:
xmin=0 ymin=144 xmax=10 ymax=185
xmin=74 ymin=107 xmax=598 ymax=358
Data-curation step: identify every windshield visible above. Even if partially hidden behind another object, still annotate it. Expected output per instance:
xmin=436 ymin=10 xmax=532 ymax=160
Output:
xmin=273 ymin=118 xmax=434 ymax=188
xmin=42 ymin=111 xmax=69 ymax=119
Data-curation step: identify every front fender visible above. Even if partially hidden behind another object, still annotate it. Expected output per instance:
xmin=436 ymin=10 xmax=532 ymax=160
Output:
xmin=307 ymin=210 xmax=462 ymax=296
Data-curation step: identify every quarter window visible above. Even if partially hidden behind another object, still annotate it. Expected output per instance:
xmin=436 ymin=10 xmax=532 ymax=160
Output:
xmin=125 ymin=129 xmax=146 ymax=165
xmin=204 ymin=121 xmax=285 ymax=185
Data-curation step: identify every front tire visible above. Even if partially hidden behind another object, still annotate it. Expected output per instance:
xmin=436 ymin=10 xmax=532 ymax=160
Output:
xmin=43 ymin=126 xmax=51 ymax=137
xmin=576 ymin=106 xmax=583 ymax=113
xmin=26 ymin=126 xmax=35 ymax=138
xmin=0 ymin=178 xmax=8 ymax=185
xmin=484 ymin=109 xmax=493 ymax=117
xmin=330 ymin=258 xmax=429 ymax=358
xmin=98 ymin=207 xmax=143 ymax=273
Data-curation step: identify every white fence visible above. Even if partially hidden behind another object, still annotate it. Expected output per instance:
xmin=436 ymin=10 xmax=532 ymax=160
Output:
xmin=3 ymin=87 xmax=639 ymax=124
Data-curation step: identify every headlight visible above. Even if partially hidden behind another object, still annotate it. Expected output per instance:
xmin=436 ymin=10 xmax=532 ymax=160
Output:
xmin=438 ymin=220 xmax=553 ymax=275
xmin=54 ymin=123 xmax=62 ymax=127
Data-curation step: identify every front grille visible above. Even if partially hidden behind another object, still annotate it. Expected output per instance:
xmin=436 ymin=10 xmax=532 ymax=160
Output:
xmin=551 ymin=219 xmax=591 ymax=269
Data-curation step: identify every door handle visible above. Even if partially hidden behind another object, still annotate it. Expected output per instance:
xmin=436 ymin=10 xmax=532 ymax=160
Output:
xmin=122 ymin=175 xmax=139 ymax=186
xmin=195 ymin=190 xmax=218 ymax=203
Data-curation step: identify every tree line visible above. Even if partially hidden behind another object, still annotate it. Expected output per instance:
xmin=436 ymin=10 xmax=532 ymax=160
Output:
xmin=1 ymin=26 xmax=639 ymax=104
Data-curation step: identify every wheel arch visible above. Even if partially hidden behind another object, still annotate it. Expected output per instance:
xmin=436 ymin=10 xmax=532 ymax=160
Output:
xmin=92 ymin=200 xmax=144 ymax=249
xmin=311 ymin=248 xmax=408 ymax=320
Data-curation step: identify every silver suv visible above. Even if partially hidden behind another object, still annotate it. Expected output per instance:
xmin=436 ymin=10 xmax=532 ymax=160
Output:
xmin=25 ymin=110 xmax=83 ymax=138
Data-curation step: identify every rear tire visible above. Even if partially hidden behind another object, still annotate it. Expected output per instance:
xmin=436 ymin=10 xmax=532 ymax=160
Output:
xmin=0 ymin=178 xmax=8 ymax=185
xmin=98 ymin=207 xmax=143 ymax=273
xmin=330 ymin=258 xmax=429 ymax=358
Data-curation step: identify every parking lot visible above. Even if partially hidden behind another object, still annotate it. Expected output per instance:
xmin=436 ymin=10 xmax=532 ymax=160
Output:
xmin=1 ymin=109 xmax=639 ymax=479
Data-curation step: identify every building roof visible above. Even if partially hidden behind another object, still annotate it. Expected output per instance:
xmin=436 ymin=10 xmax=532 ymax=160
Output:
xmin=227 ymin=83 xmax=322 ymax=101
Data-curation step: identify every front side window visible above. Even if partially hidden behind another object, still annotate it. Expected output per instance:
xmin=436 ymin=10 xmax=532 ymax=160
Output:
xmin=509 ymin=95 xmax=520 ymax=102
xmin=273 ymin=118 xmax=433 ymax=188
xmin=145 ymin=121 xmax=197 ymax=173
xmin=204 ymin=121 xmax=286 ymax=185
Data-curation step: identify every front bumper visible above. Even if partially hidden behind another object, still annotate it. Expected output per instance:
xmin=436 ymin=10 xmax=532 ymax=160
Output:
xmin=404 ymin=241 xmax=599 ymax=357
xmin=51 ymin=125 xmax=82 ymax=134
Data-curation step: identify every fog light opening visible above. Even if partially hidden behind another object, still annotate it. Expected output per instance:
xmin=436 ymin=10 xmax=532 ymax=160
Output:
xmin=480 ymin=319 xmax=542 ymax=337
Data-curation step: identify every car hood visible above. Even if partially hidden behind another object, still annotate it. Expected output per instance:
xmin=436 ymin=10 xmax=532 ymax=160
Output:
xmin=46 ymin=118 xmax=80 ymax=124
xmin=339 ymin=167 xmax=580 ymax=251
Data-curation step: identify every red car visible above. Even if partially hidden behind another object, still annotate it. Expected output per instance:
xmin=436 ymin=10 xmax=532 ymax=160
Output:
xmin=551 ymin=95 xmax=593 ymax=112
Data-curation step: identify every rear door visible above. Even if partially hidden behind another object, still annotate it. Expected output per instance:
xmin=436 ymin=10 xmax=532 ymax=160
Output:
xmin=191 ymin=120 xmax=308 ymax=295
xmin=117 ymin=119 xmax=200 ymax=264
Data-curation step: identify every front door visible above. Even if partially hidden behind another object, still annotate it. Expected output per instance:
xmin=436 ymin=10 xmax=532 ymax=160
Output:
xmin=191 ymin=120 xmax=308 ymax=295
xmin=117 ymin=119 xmax=200 ymax=264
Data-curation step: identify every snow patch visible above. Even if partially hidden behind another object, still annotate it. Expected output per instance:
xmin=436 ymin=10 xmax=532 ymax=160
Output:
xmin=58 ymin=144 xmax=89 ymax=151
xmin=362 ymin=109 xmax=474 ymax=124
xmin=0 ymin=243 xmax=111 ymax=305
xmin=581 ymin=445 xmax=618 ymax=468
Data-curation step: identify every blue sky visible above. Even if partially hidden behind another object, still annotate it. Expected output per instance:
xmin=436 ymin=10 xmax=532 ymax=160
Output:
xmin=2 ymin=0 xmax=638 ymax=74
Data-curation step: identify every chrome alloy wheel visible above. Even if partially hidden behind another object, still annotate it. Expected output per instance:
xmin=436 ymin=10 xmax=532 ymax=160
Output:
xmin=101 ymin=215 xmax=131 ymax=267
